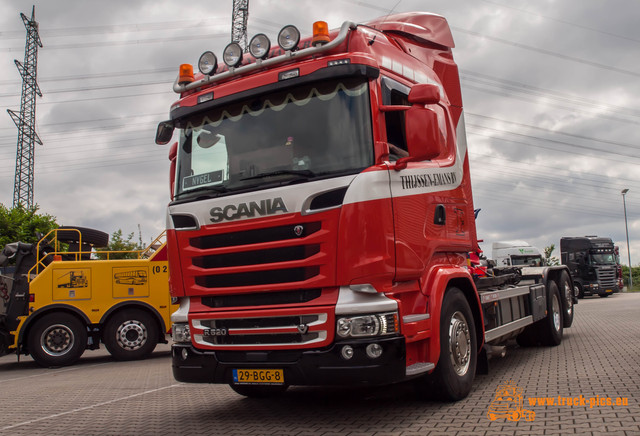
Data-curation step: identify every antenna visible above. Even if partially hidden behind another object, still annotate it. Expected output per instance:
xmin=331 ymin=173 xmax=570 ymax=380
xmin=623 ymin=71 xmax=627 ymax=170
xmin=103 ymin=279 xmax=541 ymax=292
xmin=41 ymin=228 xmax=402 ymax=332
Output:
xmin=231 ymin=0 xmax=249 ymax=53
xmin=8 ymin=6 xmax=43 ymax=208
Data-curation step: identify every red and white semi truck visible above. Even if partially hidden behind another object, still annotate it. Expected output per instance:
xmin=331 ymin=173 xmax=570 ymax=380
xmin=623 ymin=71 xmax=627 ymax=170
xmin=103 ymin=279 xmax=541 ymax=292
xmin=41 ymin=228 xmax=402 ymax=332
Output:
xmin=156 ymin=13 xmax=576 ymax=400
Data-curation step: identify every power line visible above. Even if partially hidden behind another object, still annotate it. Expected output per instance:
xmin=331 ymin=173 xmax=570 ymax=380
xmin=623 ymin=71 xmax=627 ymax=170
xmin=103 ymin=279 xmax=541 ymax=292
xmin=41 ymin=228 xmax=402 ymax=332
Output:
xmin=477 ymin=0 xmax=640 ymax=45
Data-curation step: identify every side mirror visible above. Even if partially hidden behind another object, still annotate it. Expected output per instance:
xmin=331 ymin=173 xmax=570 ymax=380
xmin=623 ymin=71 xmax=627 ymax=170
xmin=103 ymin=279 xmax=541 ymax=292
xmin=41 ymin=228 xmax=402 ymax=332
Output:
xmin=408 ymin=83 xmax=440 ymax=105
xmin=156 ymin=120 xmax=175 ymax=145
xmin=169 ymin=142 xmax=178 ymax=200
xmin=394 ymin=105 xmax=447 ymax=170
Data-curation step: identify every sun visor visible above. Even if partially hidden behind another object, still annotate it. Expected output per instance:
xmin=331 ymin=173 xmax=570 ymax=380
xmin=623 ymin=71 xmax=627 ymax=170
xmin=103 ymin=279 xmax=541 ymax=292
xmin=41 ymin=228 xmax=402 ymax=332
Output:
xmin=367 ymin=12 xmax=455 ymax=48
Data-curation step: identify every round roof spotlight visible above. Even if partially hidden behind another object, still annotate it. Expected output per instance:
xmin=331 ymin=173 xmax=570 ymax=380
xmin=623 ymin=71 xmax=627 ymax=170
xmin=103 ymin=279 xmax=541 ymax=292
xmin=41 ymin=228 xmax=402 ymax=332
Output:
xmin=223 ymin=42 xmax=243 ymax=68
xmin=249 ymin=33 xmax=271 ymax=60
xmin=198 ymin=51 xmax=218 ymax=75
xmin=278 ymin=25 xmax=300 ymax=51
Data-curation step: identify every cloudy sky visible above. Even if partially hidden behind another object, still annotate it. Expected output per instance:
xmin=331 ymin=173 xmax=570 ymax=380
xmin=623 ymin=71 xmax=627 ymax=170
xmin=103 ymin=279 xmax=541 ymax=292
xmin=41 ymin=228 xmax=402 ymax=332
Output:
xmin=0 ymin=0 xmax=638 ymax=266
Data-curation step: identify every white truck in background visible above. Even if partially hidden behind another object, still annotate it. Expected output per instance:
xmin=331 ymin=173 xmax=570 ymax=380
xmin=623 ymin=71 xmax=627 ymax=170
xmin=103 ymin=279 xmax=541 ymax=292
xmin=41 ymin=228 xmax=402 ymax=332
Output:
xmin=492 ymin=241 xmax=544 ymax=268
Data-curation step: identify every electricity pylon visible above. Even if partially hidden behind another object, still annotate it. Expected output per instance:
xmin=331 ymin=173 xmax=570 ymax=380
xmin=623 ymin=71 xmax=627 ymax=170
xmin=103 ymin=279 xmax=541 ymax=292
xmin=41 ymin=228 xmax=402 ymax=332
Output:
xmin=8 ymin=6 xmax=43 ymax=208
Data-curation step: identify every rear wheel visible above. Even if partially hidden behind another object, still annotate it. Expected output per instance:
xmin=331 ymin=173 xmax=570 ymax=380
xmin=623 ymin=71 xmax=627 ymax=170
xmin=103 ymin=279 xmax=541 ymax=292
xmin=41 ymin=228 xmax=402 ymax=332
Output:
xmin=557 ymin=272 xmax=574 ymax=328
xmin=430 ymin=288 xmax=477 ymax=401
xmin=103 ymin=309 xmax=159 ymax=361
xmin=229 ymin=384 xmax=288 ymax=398
xmin=575 ymin=283 xmax=584 ymax=299
xmin=28 ymin=313 xmax=87 ymax=367
xmin=540 ymin=281 xmax=563 ymax=346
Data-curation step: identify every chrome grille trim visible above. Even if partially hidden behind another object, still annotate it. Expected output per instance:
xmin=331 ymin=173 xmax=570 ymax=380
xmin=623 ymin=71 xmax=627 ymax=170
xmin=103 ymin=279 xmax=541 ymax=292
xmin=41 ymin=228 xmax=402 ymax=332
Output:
xmin=192 ymin=313 xmax=329 ymax=347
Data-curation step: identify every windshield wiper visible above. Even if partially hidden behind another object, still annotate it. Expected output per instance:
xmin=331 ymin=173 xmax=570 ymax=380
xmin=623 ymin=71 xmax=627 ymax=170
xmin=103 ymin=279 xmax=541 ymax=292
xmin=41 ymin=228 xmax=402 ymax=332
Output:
xmin=181 ymin=184 xmax=229 ymax=198
xmin=240 ymin=169 xmax=316 ymax=181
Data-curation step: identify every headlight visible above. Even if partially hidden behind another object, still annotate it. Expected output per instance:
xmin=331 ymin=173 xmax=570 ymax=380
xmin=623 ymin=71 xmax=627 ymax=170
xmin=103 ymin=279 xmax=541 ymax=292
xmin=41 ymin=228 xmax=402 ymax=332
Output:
xmin=172 ymin=323 xmax=191 ymax=343
xmin=336 ymin=312 xmax=398 ymax=338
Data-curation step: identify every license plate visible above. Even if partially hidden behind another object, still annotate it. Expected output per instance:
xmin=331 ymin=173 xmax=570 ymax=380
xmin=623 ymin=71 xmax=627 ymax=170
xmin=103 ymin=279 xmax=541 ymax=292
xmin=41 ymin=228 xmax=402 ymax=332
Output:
xmin=606 ymin=289 xmax=613 ymax=293
xmin=233 ymin=369 xmax=284 ymax=385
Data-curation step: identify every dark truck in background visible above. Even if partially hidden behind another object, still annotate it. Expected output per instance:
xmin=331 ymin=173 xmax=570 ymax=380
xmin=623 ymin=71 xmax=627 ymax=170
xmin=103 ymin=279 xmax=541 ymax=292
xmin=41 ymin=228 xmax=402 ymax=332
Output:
xmin=560 ymin=236 xmax=620 ymax=298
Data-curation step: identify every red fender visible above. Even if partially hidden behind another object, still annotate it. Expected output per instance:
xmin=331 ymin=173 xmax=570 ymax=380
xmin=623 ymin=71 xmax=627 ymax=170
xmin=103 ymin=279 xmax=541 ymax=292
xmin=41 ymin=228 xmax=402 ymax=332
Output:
xmin=421 ymin=265 xmax=485 ymax=367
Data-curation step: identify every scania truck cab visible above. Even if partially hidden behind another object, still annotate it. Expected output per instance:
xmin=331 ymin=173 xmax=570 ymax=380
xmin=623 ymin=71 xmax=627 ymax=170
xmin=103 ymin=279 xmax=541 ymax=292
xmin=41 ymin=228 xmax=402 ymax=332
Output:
xmin=157 ymin=13 xmax=575 ymax=401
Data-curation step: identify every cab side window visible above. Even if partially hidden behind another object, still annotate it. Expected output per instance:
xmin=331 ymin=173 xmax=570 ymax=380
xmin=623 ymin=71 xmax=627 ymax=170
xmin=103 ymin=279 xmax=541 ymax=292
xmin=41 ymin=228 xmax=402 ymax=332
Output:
xmin=381 ymin=77 xmax=410 ymax=160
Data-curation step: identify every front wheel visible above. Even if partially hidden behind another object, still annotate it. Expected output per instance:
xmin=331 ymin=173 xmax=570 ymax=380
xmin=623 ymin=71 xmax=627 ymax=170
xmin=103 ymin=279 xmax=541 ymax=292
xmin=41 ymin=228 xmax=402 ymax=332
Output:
xmin=28 ymin=313 xmax=87 ymax=367
xmin=430 ymin=288 xmax=477 ymax=401
xmin=103 ymin=309 xmax=159 ymax=361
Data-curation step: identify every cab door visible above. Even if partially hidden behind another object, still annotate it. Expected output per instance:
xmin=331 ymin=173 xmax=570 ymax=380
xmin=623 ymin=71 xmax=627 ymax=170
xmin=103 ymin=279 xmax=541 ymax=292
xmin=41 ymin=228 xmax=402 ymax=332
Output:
xmin=382 ymin=77 xmax=472 ymax=281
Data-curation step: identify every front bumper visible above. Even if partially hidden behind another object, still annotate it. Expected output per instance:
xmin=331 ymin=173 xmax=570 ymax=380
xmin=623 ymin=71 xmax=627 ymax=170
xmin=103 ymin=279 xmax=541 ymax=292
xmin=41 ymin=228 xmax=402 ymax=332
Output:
xmin=172 ymin=336 xmax=406 ymax=386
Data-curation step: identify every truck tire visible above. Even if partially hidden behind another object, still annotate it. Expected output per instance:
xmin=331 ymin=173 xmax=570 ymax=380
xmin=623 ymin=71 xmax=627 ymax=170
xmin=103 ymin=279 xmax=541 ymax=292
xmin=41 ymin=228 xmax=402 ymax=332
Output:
xmin=56 ymin=226 xmax=109 ymax=247
xmin=28 ymin=313 xmax=87 ymax=367
xmin=574 ymin=282 xmax=584 ymax=299
xmin=103 ymin=309 xmax=159 ymax=361
xmin=540 ymin=281 xmax=563 ymax=346
xmin=430 ymin=287 xmax=477 ymax=401
xmin=557 ymin=271 xmax=574 ymax=328
xmin=229 ymin=384 xmax=289 ymax=398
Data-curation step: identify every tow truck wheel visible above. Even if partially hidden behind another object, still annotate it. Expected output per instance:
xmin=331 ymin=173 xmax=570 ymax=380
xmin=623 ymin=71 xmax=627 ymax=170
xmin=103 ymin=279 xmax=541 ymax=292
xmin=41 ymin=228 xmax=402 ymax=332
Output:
xmin=103 ymin=309 xmax=158 ymax=361
xmin=229 ymin=384 xmax=288 ymax=398
xmin=430 ymin=287 xmax=477 ymax=401
xmin=557 ymin=272 xmax=574 ymax=328
xmin=28 ymin=313 xmax=87 ymax=367
xmin=541 ymin=281 xmax=563 ymax=346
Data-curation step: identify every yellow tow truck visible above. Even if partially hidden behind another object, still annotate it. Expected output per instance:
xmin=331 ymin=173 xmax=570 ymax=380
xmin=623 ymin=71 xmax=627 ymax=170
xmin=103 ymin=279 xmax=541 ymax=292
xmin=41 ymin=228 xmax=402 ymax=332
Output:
xmin=0 ymin=227 xmax=176 ymax=367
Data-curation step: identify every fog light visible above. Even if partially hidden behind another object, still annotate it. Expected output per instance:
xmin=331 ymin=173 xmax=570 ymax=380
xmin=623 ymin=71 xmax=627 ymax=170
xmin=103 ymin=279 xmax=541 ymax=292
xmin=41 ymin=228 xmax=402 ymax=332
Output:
xmin=341 ymin=345 xmax=354 ymax=360
xmin=181 ymin=348 xmax=189 ymax=360
xmin=366 ymin=343 xmax=383 ymax=359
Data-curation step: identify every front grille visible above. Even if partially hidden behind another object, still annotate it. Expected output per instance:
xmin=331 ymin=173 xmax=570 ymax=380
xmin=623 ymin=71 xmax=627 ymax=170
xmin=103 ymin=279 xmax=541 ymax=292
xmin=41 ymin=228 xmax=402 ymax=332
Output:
xmin=191 ymin=222 xmax=321 ymax=249
xmin=201 ymin=288 xmax=322 ymax=308
xmin=191 ymin=312 xmax=329 ymax=348
xmin=183 ymin=218 xmax=334 ymax=291
xmin=193 ymin=245 xmax=320 ymax=269
xmin=596 ymin=267 xmax=616 ymax=288
xmin=195 ymin=267 xmax=320 ymax=288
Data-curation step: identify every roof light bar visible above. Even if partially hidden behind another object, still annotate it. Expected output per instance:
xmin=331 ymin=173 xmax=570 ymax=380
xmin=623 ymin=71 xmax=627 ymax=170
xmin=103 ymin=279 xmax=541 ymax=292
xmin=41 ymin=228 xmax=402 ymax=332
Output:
xmin=173 ymin=20 xmax=356 ymax=93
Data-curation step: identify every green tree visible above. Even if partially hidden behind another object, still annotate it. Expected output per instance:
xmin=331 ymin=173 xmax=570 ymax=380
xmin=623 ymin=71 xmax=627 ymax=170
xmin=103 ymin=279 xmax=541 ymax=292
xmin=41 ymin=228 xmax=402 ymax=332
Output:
xmin=96 ymin=229 xmax=145 ymax=260
xmin=0 ymin=203 xmax=58 ymax=248
xmin=544 ymin=244 xmax=560 ymax=266
xmin=621 ymin=265 xmax=640 ymax=291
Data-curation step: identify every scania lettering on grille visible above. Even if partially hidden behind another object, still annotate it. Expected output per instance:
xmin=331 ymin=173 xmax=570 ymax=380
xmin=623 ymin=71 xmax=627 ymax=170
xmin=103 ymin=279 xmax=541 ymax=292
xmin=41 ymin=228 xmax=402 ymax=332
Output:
xmin=209 ymin=197 xmax=288 ymax=223
xmin=203 ymin=328 xmax=227 ymax=336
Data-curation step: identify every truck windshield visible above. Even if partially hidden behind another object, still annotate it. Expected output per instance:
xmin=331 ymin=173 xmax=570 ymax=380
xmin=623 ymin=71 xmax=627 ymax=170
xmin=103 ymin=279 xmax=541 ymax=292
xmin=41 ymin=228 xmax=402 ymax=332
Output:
xmin=589 ymin=252 xmax=617 ymax=265
xmin=511 ymin=255 xmax=543 ymax=267
xmin=174 ymin=78 xmax=373 ymax=199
